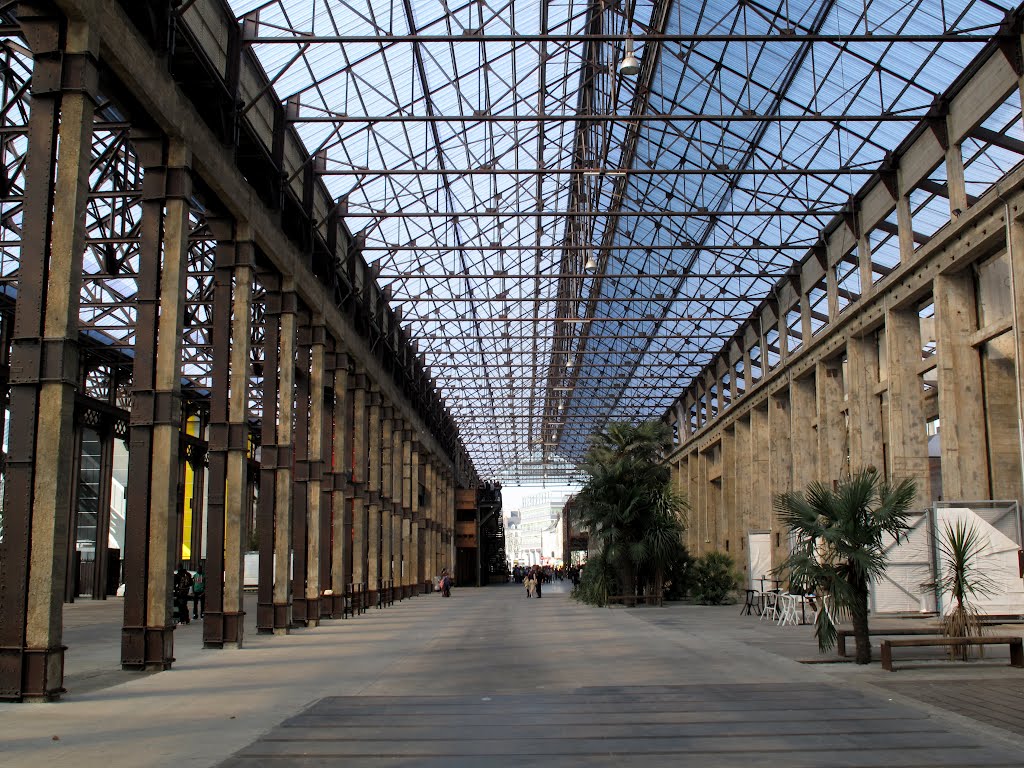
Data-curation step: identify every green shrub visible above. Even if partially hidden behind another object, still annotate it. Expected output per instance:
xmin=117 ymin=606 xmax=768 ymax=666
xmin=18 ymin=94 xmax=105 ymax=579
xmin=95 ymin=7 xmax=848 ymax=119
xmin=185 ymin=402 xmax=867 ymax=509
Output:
xmin=572 ymin=551 xmax=617 ymax=607
xmin=691 ymin=551 xmax=740 ymax=604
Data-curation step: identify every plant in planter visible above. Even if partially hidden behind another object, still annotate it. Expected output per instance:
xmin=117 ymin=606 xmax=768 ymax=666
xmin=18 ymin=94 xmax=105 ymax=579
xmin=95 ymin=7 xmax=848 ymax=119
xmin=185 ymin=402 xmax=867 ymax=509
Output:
xmin=937 ymin=518 xmax=995 ymax=659
xmin=775 ymin=468 xmax=917 ymax=664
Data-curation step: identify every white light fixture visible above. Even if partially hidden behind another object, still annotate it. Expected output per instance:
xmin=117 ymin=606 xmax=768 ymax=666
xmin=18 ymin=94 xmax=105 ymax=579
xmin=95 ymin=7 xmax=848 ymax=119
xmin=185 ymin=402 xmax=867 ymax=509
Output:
xmin=584 ymin=253 xmax=598 ymax=272
xmin=619 ymin=37 xmax=640 ymax=77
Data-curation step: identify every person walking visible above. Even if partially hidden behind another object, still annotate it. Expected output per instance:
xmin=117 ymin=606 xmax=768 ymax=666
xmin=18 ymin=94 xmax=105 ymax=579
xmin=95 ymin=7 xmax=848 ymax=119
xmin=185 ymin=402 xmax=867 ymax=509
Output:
xmin=533 ymin=565 xmax=543 ymax=599
xmin=439 ymin=569 xmax=452 ymax=598
xmin=173 ymin=563 xmax=193 ymax=625
xmin=191 ymin=564 xmax=206 ymax=619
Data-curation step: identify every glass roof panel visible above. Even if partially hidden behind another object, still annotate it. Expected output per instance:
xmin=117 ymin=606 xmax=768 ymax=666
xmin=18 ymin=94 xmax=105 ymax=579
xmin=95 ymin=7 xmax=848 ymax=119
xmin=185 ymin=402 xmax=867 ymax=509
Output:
xmin=227 ymin=0 xmax=1018 ymax=481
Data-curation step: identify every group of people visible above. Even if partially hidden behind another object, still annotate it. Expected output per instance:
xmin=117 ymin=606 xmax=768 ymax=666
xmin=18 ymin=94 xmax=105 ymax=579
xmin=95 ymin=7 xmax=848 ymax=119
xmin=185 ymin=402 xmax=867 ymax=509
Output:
xmin=438 ymin=569 xmax=453 ymax=597
xmin=521 ymin=564 xmax=545 ymax=598
xmin=172 ymin=562 xmax=206 ymax=625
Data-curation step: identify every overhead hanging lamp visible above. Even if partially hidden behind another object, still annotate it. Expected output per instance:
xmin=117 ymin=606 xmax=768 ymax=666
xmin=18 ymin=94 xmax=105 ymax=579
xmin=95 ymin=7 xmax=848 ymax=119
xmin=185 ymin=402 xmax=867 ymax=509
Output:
xmin=619 ymin=36 xmax=640 ymax=77
xmin=584 ymin=250 xmax=598 ymax=273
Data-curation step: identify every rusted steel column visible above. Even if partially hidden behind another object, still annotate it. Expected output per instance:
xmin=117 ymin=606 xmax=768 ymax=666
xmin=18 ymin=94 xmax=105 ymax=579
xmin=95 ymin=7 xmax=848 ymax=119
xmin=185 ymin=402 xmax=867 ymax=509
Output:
xmin=329 ymin=351 xmax=350 ymax=617
xmin=203 ymin=217 xmax=254 ymax=649
xmin=366 ymin=388 xmax=382 ymax=606
xmin=0 ymin=10 xmax=97 ymax=701
xmin=256 ymin=275 xmax=281 ymax=634
xmin=303 ymin=318 xmax=327 ymax=625
xmin=224 ymin=237 xmax=254 ymax=643
xmin=391 ymin=417 xmax=405 ymax=598
xmin=380 ymin=403 xmax=395 ymax=592
xmin=350 ymin=372 xmax=369 ymax=589
xmin=411 ymin=441 xmax=422 ymax=592
xmin=291 ymin=312 xmax=312 ymax=626
xmin=401 ymin=428 xmax=414 ymax=596
xmin=202 ymin=216 xmax=233 ymax=649
xmin=120 ymin=131 xmax=192 ymax=672
xmin=272 ymin=287 xmax=297 ymax=634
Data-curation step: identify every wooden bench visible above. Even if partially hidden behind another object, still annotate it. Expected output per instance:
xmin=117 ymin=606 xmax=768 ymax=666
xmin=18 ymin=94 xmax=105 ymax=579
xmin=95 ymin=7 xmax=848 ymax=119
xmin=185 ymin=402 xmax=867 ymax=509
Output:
xmin=837 ymin=627 xmax=942 ymax=657
xmin=880 ymin=636 xmax=1024 ymax=671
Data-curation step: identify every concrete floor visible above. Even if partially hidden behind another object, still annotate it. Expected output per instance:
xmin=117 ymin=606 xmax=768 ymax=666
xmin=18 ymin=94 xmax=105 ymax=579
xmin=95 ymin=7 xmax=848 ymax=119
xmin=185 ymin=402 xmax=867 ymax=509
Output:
xmin=1 ymin=583 xmax=1022 ymax=767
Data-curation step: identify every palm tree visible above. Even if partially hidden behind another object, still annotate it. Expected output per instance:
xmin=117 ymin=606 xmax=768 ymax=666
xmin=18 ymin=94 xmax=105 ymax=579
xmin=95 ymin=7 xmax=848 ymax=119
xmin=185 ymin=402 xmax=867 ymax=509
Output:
xmin=937 ymin=519 xmax=995 ymax=659
xmin=775 ymin=468 xmax=917 ymax=664
xmin=572 ymin=420 xmax=688 ymax=604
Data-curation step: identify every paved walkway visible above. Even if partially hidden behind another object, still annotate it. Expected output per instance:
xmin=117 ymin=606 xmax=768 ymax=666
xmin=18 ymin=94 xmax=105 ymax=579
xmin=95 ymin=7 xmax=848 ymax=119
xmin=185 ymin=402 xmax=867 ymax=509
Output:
xmin=0 ymin=583 xmax=1022 ymax=767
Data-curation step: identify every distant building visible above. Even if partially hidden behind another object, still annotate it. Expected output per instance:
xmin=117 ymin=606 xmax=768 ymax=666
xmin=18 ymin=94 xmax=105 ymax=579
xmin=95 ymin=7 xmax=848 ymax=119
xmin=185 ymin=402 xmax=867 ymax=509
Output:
xmin=505 ymin=490 xmax=570 ymax=566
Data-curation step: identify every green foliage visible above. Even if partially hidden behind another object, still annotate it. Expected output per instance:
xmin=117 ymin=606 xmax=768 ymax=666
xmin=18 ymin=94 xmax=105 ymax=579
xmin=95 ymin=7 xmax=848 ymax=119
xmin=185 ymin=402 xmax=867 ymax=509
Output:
xmin=691 ymin=551 xmax=740 ymax=604
xmin=571 ymin=420 xmax=689 ymax=605
xmin=662 ymin=545 xmax=694 ymax=601
xmin=775 ymin=468 xmax=917 ymax=664
xmin=937 ymin=519 xmax=995 ymax=658
xmin=572 ymin=550 xmax=617 ymax=607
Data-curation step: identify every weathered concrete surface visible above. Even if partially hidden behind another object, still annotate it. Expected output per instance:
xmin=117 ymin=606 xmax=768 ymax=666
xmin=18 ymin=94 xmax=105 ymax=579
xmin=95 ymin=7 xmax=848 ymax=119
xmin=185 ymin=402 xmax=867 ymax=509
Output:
xmin=1 ymin=585 xmax=1022 ymax=767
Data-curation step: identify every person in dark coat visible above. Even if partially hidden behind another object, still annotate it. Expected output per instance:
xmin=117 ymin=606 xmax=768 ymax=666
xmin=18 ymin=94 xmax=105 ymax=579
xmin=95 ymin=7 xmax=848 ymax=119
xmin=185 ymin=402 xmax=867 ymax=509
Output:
xmin=173 ymin=563 xmax=193 ymax=625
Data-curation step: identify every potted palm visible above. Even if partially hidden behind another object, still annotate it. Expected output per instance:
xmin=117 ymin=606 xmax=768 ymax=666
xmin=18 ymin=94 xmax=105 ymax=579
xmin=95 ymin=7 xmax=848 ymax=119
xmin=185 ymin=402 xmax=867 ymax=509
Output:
xmin=775 ymin=468 xmax=917 ymax=664
xmin=937 ymin=518 xmax=994 ymax=659
xmin=572 ymin=420 xmax=688 ymax=606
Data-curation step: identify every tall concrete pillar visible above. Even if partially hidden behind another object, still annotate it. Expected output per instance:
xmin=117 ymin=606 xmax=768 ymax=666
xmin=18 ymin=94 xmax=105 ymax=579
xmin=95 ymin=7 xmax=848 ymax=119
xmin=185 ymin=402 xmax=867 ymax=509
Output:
xmin=203 ymin=217 xmax=254 ymax=649
xmin=885 ymin=306 xmax=931 ymax=504
xmin=847 ymin=333 xmax=885 ymax=473
xmin=767 ymin=390 xmax=793 ymax=565
xmin=935 ymin=271 xmax=989 ymax=500
xmin=0 ymin=13 xmax=97 ymax=700
xmin=328 ymin=351 xmax=351 ymax=617
xmin=731 ymin=418 xmax=750 ymax=554
xmin=816 ymin=358 xmax=846 ymax=483
xmin=790 ymin=373 xmax=817 ymax=492
xmin=120 ymin=132 xmax=192 ymax=672
xmin=750 ymin=402 xmax=770 ymax=530
xmin=411 ymin=442 xmax=423 ymax=591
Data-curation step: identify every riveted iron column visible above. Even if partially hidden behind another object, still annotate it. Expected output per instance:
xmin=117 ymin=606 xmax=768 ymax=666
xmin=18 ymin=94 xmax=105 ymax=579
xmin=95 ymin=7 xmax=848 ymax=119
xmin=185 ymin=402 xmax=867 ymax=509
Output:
xmin=390 ymin=417 xmax=404 ymax=599
xmin=329 ymin=351 xmax=350 ymax=617
xmin=317 ymin=335 xmax=335 ymax=619
xmin=0 ymin=9 xmax=98 ymax=701
xmin=366 ymin=387 xmax=382 ymax=607
xmin=223 ymin=235 xmax=255 ymax=644
xmin=350 ymin=372 xmax=369 ymax=592
xmin=380 ymin=403 xmax=394 ymax=598
xmin=256 ymin=274 xmax=281 ymax=634
xmin=203 ymin=218 xmax=254 ymax=648
xmin=401 ymin=428 xmax=414 ymax=597
xmin=291 ymin=310 xmax=311 ymax=626
xmin=304 ymin=318 xmax=327 ymax=625
xmin=272 ymin=286 xmax=298 ymax=633
xmin=120 ymin=130 xmax=192 ymax=672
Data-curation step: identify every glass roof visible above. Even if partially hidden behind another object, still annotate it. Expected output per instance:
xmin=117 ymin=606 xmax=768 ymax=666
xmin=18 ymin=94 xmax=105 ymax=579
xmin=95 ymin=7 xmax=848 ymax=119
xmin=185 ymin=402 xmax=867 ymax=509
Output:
xmin=228 ymin=0 xmax=1013 ymax=482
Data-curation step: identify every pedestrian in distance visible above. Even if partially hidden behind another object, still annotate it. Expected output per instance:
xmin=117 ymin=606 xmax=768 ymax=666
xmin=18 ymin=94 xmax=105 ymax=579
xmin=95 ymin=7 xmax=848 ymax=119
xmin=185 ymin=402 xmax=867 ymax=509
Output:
xmin=173 ymin=563 xmax=193 ymax=625
xmin=191 ymin=564 xmax=206 ymax=619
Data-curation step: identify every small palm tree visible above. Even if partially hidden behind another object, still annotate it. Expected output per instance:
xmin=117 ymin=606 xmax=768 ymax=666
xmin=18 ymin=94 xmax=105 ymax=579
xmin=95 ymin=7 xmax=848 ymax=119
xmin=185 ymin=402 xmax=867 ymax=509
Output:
xmin=937 ymin=519 xmax=995 ymax=659
xmin=775 ymin=468 xmax=917 ymax=664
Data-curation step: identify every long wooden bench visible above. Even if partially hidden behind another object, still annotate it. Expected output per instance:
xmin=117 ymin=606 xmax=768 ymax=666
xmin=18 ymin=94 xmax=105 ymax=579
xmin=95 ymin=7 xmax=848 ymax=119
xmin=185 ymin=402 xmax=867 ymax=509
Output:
xmin=880 ymin=636 xmax=1024 ymax=671
xmin=837 ymin=627 xmax=941 ymax=657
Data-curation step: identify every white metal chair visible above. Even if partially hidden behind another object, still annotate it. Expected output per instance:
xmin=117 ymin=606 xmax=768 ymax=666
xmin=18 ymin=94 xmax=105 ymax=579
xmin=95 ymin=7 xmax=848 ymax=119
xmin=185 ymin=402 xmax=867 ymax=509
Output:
xmin=777 ymin=593 xmax=799 ymax=626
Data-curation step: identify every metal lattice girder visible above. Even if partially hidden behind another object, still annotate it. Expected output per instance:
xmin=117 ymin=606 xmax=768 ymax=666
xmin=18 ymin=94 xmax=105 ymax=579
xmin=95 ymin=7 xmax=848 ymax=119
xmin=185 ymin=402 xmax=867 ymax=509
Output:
xmin=220 ymin=0 xmax=1020 ymax=481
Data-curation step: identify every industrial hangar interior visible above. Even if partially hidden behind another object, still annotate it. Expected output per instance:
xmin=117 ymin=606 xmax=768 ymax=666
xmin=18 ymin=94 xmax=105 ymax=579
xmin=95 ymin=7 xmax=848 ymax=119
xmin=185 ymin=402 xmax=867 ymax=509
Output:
xmin=2 ymin=0 xmax=1024 ymax=703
